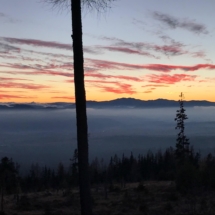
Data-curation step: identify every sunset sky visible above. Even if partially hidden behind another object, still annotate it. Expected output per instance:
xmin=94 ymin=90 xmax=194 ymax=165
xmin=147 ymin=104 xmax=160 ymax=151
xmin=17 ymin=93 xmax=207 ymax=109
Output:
xmin=0 ymin=0 xmax=215 ymax=103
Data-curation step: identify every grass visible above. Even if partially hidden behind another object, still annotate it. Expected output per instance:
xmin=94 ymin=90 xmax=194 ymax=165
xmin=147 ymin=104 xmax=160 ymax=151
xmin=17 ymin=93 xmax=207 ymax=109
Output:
xmin=2 ymin=181 xmax=215 ymax=215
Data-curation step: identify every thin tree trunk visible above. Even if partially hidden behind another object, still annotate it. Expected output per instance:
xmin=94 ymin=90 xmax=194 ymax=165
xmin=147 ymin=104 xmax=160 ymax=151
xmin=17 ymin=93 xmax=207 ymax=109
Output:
xmin=71 ymin=0 xmax=92 ymax=214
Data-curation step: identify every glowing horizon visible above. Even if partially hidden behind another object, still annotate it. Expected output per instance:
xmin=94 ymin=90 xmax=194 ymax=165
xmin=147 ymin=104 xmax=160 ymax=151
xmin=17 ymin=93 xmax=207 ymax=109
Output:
xmin=1 ymin=0 xmax=215 ymax=103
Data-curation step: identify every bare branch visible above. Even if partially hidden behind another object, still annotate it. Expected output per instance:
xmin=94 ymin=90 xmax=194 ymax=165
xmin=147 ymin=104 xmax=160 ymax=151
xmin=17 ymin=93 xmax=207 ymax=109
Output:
xmin=43 ymin=0 xmax=116 ymax=13
xmin=82 ymin=0 xmax=117 ymax=13
xmin=41 ymin=0 xmax=70 ymax=13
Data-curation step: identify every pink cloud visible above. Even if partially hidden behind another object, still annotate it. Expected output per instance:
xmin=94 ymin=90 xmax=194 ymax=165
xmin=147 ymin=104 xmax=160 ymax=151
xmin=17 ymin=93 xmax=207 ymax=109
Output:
xmin=29 ymin=70 xmax=72 ymax=77
xmin=86 ymin=80 xmax=118 ymax=85
xmin=146 ymin=74 xmax=197 ymax=84
xmin=101 ymin=35 xmax=207 ymax=59
xmin=88 ymin=60 xmax=215 ymax=72
xmin=85 ymin=71 xmax=142 ymax=82
xmin=87 ymin=59 xmax=215 ymax=72
xmin=142 ymin=84 xmax=169 ymax=87
xmin=0 ymin=82 xmax=50 ymax=90
xmin=0 ymin=77 xmax=32 ymax=81
xmin=2 ymin=60 xmax=215 ymax=74
xmin=88 ymin=59 xmax=150 ymax=70
xmin=94 ymin=82 xmax=136 ymax=94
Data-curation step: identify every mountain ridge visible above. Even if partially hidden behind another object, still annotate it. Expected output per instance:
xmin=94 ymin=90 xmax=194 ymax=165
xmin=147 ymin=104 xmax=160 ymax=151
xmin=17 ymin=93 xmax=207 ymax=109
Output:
xmin=0 ymin=98 xmax=214 ymax=110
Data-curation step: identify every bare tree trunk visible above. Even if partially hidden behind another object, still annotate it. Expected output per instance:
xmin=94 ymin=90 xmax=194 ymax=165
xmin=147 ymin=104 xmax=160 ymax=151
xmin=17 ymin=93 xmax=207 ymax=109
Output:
xmin=71 ymin=0 xmax=92 ymax=214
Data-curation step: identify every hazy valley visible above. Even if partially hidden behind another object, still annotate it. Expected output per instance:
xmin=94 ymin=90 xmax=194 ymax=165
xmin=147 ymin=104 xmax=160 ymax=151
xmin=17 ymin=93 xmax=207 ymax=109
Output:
xmin=0 ymin=101 xmax=214 ymax=171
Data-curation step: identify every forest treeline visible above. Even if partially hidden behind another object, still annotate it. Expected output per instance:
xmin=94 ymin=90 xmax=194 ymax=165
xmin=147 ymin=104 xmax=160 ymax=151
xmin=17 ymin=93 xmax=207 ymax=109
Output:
xmin=1 ymin=146 xmax=215 ymax=195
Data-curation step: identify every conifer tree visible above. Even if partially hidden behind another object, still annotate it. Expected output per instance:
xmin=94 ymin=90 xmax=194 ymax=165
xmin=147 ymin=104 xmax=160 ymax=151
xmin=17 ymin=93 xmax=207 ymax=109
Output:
xmin=175 ymin=92 xmax=190 ymax=162
xmin=0 ymin=157 xmax=18 ymax=214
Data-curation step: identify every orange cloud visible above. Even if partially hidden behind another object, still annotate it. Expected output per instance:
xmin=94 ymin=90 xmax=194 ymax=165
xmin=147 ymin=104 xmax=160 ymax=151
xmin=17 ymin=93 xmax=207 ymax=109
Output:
xmin=0 ymin=94 xmax=36 ymax=99
xmin=142 ymin=84 xmax=169 ymax=87
xmin=51 ymin=96 xmax=74 ymax=100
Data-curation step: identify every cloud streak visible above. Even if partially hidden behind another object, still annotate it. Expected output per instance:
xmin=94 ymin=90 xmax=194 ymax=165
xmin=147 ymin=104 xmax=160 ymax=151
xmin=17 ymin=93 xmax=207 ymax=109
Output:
xmin=2 ymin=70 xmax=73 ymax=78
xmin=0 ymin=34 xmax=208 ymax=63
xmin=142 ymin=84 xmax=169 ymax=88
xmin=1 ymin=37 xmax=100 ymax=54
xmin=146 ymin=74 xmax=197 ymax=84
xmin=153 ymin=12 xmax=208 ymax=34
xmin=88 ymin=59 xmax=215 ymax=72
xmin=94 ymin=82 xmax=136 ymax=95
xmin=0 ymin=42 xmax=20 ymax=53
xmin=0 ymin=77 xmax=32 ymax=82
xmin=2 ymin=60 xmax=215 ymax=74
xmin=0 ymin=12 xmax=19 ymax=24
xmin=0 ymin=82 xmax=50 ymax=90
xmin=51 ymin=96 xmax=74 ymax=100
xmin=85 ymin=71 xmax=143 ymax=82
xmin=1 ymin=61 xmax=74 ymax=72
xmin=101 ymin=36 xmax=205 ymax=58
xmin=0 ymin=94 xmax=36 ymax=100
xmin=101 ymin=46 xmax=157 ymax=58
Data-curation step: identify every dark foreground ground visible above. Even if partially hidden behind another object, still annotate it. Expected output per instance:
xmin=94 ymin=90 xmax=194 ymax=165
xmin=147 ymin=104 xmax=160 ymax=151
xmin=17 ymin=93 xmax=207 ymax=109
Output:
xmin=3 ymin=181 xmax=215 ymax=215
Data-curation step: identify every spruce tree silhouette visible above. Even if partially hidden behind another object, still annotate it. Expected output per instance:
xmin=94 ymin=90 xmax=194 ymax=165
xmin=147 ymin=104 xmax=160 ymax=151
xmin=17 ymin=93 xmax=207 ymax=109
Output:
xmin=175 ymin=92 xmax=190 ymax=163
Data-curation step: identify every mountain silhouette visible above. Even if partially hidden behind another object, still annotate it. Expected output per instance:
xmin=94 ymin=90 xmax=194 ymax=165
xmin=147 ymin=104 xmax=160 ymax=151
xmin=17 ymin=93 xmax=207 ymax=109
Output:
xmin=0 ymin=98 xmax=214 ymax=110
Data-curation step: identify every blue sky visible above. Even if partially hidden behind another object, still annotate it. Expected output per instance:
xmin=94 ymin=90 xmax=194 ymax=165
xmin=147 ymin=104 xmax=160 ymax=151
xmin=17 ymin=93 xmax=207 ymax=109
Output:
xmin=0 ymin=0 xmax=215 ymax=102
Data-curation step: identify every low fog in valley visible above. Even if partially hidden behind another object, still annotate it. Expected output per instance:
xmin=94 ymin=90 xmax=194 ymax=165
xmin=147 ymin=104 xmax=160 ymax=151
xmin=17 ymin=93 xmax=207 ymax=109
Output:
xmin=0 ymin=107 xmax=214 ymax=172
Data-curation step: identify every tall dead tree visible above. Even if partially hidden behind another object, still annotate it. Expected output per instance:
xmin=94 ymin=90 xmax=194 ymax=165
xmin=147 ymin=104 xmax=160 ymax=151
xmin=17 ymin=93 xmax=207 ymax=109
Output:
xmin=44 ymin=1 xmax=115 ymax=214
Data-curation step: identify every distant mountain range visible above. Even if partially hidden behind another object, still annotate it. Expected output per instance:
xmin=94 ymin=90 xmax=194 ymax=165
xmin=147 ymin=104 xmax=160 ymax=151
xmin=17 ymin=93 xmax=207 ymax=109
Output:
xmin=0 ymin=98 xmax=215 ymax=110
